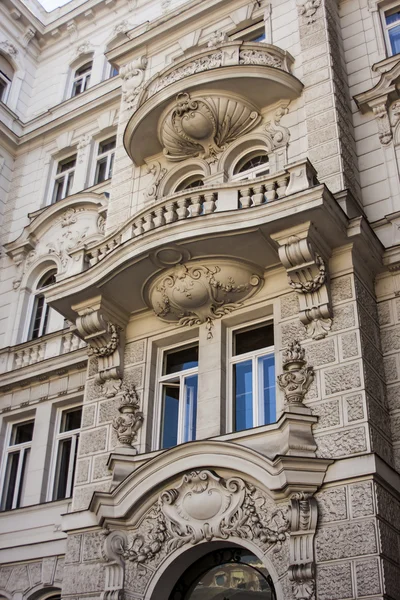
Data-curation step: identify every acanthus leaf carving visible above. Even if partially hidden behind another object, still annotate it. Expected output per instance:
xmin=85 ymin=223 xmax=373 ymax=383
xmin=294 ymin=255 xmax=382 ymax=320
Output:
xmin=144 ymin=161 xmax=167 ymax=201
xmin=239 ymin=49 xmax=283 ymax=68
xmin=372 ymin=102 xmax=392 ymax=145
xmin=271 ymin=225 xmax=333 ymax=340
xmin=265 ymin=104 xmax=290 ymax=149
xmin=296 ymin=0 xmax=321 ymax=24
xmin=120 ymin=56 xmax=148 ymax=109
xmin=112 ymin=383 xmax=144 ymax=449
xmin=159 ymin=92 xmax=261 ymax=163
xmin=147 ymin=260 xmax=262 ymax=339
xmin=277 ymin=340 xmax=315 ymax=407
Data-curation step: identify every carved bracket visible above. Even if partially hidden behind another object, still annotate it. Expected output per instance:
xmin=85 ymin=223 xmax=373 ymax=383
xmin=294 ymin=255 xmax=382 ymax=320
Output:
xmin=278 ymin=340 xmax=314 ymax=408
xmin=73 ymin=297 xmax=127 ymax=397
xmin=101 ymin=529 xmax=128 ymax=600
xmin=112 ymin=384 xmax=144 ymax=451
xmin=271 ymin=223 xmax=333 ymax=340
xmin=296 ymin=0 xmax=321 ymax=24
xmin=120 ymin=56 xmax=148 ymax=110
xmin=289 ymin=492 xmax=318 ymax=600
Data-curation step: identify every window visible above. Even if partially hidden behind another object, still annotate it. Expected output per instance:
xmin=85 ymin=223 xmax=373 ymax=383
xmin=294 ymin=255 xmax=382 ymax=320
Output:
xmin=230 ymin=322 xmax=275 ymax=432
xmin=230 ymin=22 xmax=266 ymax=42
xmin=71 ymin=62 xmax=92 ymax=97
xmin=175 ymin=175 xmax=204 ymax=192
xmin=0 ymin=54 xmax=13 ymax=103
xmin=158 ymin=344 xmax=198 ymax=449
xmin=384 ymin=7 xmax=400 ymax=55
xmin=52 ymin=155 xmax=76 ymax=203
xmin=29 ymin=271 xmax=56 ymax=340
xmin=94 ymin=137 xmax=116 ymax=184
xmin=232 ymin=152 xmax=270 ymax=181
xmin=107 ymin=62 xmax=119 ymax=78
xmin=1 ymin=420 xmax=34 ymax=510
xmin=52 ymin=406 xmax=82 ymax=500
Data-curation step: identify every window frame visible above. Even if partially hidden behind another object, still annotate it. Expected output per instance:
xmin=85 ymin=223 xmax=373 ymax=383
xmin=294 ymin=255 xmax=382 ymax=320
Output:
xmin=227 ymin=318 xmax=276 ymax=433
xmin=94 ymin=136 xmax=116 ymax=185
xmin=47 ymin=403 xmax=82 ymax=501
xmin=381 ymin=2 xmax=400 ymax=56
xmin=0 ymin=70 xmax=11 ymax=103
xmin=71 ymin=61 xmax=92 ymax=97
xmin=0 ymin=418 xmax=35 ymax=511
xmin=229 ymin=21 xmax=266 ymax=42
xmin=28 ymin=270 xmax=57 ymax=341
xmin=51 ymin=154 xmax=77 ymax=204
xmin=231 ymin=150 xmax=270 ymax=182
xmin=153 ymin=341 xmax=199 ymax=450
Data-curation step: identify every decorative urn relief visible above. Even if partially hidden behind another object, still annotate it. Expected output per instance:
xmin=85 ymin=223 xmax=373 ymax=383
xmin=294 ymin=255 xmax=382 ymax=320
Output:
xmin=146 ymin=259 xmax=263 ymax=338
xmin=159 ymin=91 xmax=261 ymax=162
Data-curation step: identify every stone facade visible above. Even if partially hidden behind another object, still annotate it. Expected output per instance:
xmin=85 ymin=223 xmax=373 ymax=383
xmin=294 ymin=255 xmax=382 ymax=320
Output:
xmin=1 ymin=0 xmax=400 ymax=599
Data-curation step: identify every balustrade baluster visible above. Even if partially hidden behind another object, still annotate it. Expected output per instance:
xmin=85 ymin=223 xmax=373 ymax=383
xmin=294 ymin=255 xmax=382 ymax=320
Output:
xmin=252 ymin=184 xmax=265 ymax=206
xmin=239 ymin=187 xmax=252 ymax=209
xmin=134 ymin=217 xmax=144 ymax=236
xmin=38 ymin=344 xmax=45 ymax=361
xmin=203 ymin=191 xmax=216 ymax=214
xmin=14 ymin=351 xmax=23 ymax=369
xmin=143 ymin=213 xmax=155 ymax=232
xmin=165 ymin=201 xmax=177 ymax=223
xmin=62 ymin=333 xmax=72 ymax=354
xmin=153 ymin=206 xmax=166 ymax=228
xmin=176 ymin=198 xmax=188 ymax=220
xmin=22 ymin=349 xmax=30 ymax=367
xmin=190 ymin=194 xmax=203 ymax=217
xmin=264 ymin=181 xmax=277 ymax=202
xmin=30 ymin=345 xmax=39 ymax=364
xmin=276 ymin=175 xmax=289 ymax=198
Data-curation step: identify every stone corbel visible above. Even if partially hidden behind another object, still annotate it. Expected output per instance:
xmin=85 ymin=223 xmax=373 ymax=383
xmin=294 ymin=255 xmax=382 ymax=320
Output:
xmin=120 ymin=56 xmax=148 ymax=110
xmin=101 ymin=529 xmax=128 ymax=600
xmin=371 ymin=98 xmax=392 ymax=145
xmin=73 ymin=296 xmax=128 ymax=397
xmin=289 ymin=493 xmax=318 ymax=600
xmin=271 ymin=223 xmax=332 ymax=340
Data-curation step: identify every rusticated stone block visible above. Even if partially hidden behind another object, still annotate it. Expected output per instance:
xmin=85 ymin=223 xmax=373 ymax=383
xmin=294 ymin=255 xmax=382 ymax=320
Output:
xmin=93 ymin=453 xmax=111 ymax=480
xmin=6 ymin=565 xmax=30 ymax=592
xmin=65 ymin=534 xmax=82 ymax=564
xmin=316 ymin=562 xmax=353 ymax=600
xmin=312 ymin=399 xmax=340 ymax=430
xmin=98 ymin=398 xmax=118 ymax=423
xmin=84 ymin=379 xmax=104 ymax=403
xmin=355 ymin=278 xmax=378 ymax=322
xmin=124 ymin=365 xmax=144 ymax=388
xmin=324 ymin=363 xmax=361 ymax=395
xmin=42 ymin=556 xmax=57 ymax=585
xmin=82 ymin=531 xmax=104 ymax=561
xmin=331 ymin=275 xmax=353 ymax=305
xmin=375 ymin=484 xmax=400 ymax=528
xmin=345 ymin=393 xmax=364 ymax=422
xmin=341 ymin=331 xmax=359 ymax=360
xmin=79 ymin=427 xmax=108 ymax=456
xmin=391 ymin=414 xmax=400 ymax=442
xmin=88 ymin=357 xmax=98 ymax=377
xmin=384 ymin=356 xmax=398 ymax=383
xmin=316 ymin=426 xmax=367 ymax=458
xmin=27 ymin=562 xmax=41 ymax=586
xmin=54 ymin=557 xmax=64 ymax=583
xmin=75 ymin=458 xmax=90 ymax=484
xmin=382 ymin=559 xmax=400 ymax=600
xmin=377 ymin=301 xmax=392 ymax=326
xmin=0 ymin=567 xmax=12 ymax=590
xmin=379 ymin=520 xmax=399 ymax=563
xmin=361 ymin=332 xmax=384 ymax=374
xmin=81 ymin=404 xmax=96 ymax=429
xmin=381 ymin=324 xmax=400 ymax=355
xmin=316 ymin=486 xmax=347 ymax=523
xmin=370 ymin=426 xmax=394 ymax=466
xmin=280 ymin=319 xmax=307 ymax=347
xmin=367 ymin=396 xmax=390 ymax=435
xmin=356 ymin=559 xmax=381 ymax=596
xmin=363 ymin=365 xmax=386 ymax=407
xmin=280 ymin=292 xmax=299 ymax=320
xmin=73 ymin=481 xmax=111 ymax=511
xmin=387 ymin=384 xmax=400 ymax=411
xmin=350 ymin=481 xmax=374 ymax=518
xmin=315 ymin=520 xmax=377 ymax=561
xmin=62 ymin=563 xmax=106 ymax=595
xmin=331 ymin=303 xmax=356 ymax=332
xmin=358 ymin=305 xmax=381 ymax=348
xmin=305 ymin=339 xmax=336 ymax=367
xmin=125 ymin=339 xmax=146 ymax=364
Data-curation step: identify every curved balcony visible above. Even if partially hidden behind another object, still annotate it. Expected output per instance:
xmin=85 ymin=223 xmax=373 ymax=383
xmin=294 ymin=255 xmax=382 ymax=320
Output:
xmin=124 ymin=41 xmax=302 ymax=166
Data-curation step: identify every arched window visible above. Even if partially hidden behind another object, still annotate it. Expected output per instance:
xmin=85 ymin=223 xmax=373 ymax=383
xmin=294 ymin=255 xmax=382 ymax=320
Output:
xmin=29 ymin=271 xmax=56 ymax=340
xmin=0 ymin=54 xmax=14 ymax=103
xmin=232 ymin=151 xmax=270 ymax=181
xmin=71 ymin=62 xmax=92 ymax=97
xmin=175 ymin=176 xmax=204 ymax=192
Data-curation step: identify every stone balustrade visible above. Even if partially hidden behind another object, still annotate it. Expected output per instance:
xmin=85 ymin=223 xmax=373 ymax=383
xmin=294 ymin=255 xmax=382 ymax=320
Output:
xmin=86 ymin=159 xmax=316 ymax=267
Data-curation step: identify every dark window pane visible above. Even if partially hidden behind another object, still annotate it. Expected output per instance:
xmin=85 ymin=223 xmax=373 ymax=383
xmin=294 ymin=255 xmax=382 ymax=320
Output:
xmin=54 ymin=438 xmax=72 ymax=500
xmin=61 ymin=408 xmax=82 ymax=432
xmin=12 ymin=421 xmax=34 ymax=444
xmin=164 ymin=345 xmax=198 ymax=375
xmin=234 ymin=324 xmax=274 ymax=356
xmin=65 ymin=172 xmax=74 ymax=197
xmin=389 ymin=25 xmax=400 ymax=55
xmin=83 ymin=74 xmax=90 ymax=91
xmin=52 ymin=178 xmax=65 ymax=203
xmin=251 ymin=32 xmax=266 ymax=42
xmin=237 ymin=154 xmax=269 ymax=174
xmin=38 ymin=272 xmax=56 ymax=289
xmin=58 ymin=157 xmax=76 ymax=173
xmin=160 ymin=385 xmax=179 ymax=448
xmin=95 ymin=158 xmax=108 ymax=184
xmin=42 ymin=303 xmax=51 ymax=335
xmin=258 ymin=354 xmax=276 ymax=425
xmin=99 ymin=138 xmax=116 ymax=154
xmin=76 ymin=63 xmax=92 ymax=75
xmin=183 ymin=374 xmax=198 ymax=442
xmin=72 ymin=80 xmax=82 ymax=96
xmin=108 ymin=153 xmax=114 ymax=179
xmin=16 ymin=448 xmax=30 ymax=508
xmin=176 ymin=177 xmax=204 ymax=192
xmin=0 ymin=79 xmax=7 ymax=101
xmin=386 ymin=11 xmax=400 ymax=25
xmin=2 ymin=452 xmax=19 ymax=510
xmin=234 ymin=360 xmax=253 ymax=432
xmin=31 ymin=294 xmax=44 ymax=339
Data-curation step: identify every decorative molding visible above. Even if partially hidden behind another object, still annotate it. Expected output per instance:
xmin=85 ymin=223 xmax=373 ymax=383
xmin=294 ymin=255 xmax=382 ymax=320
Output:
xmin=372 ymin=102 xmax=392 ymax=145
xmin=120 ymin=56 xmax=148 ymax=109
xmin=75 ymin=40 xmax=92 ymax=56
xmin=23 ymin=26 xmax=36 ymax=47
xmin=159 ymin=92 xmax=261 ymax=162
xmin=265 ymin=103 xmax=290 ymax=149
xmin=296 ymin=0 xmax=321 ymax=24
xmin=271 ymin=223 xmax=333 ymax=340
xmin=277 ymin=341 xmax=315 ymax=408
xmin=147 ymin=260 xmax=262 ymax=339
xmin=207 ymin=30 xmax=228 ymax=48
xmin=77 ymin=133 xmax=92 ymax=163
xmin=144 ymin=161 xmax=167 ymax=201
xmin=113 ymin=20 xmax=132 ymax=36
xmin=239 ymin=48 xmax=282 ymax=68
xmin=73 ymin=297 xmax=127 ymax=397
xmin=112 ymin=384 xmax=143 ymax=450
xmin=67 ymin=20 xmax=78 ymax=40
xmin=289 ymin=492 xmax=318 ymax=600
xmin=0 ymin=41 xmax=18 ymax=57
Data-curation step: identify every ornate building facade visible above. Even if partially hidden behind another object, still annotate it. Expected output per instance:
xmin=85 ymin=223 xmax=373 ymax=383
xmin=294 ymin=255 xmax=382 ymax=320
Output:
xmin=0 ymin=0 xmax=400 ymax=598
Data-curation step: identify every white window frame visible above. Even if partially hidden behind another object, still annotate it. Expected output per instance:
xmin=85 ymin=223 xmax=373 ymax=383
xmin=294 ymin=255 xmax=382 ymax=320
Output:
xmin=94 ymin=136 xmax=116 ymax=185
xmin=51 ymin=155 xmax=76 ymax=204
xmin=47 ymin=404 xmax=82 ymax=501
xmin=230 ymin=21 xmax=266 ymax=42
xmin=0 ymin=71 xmax=11 ymax=103
xmin=106 ymin=62 xmax=119 ymax=79
xmin=227 ymin=319 xmax=275 ymax=433
xmin=381 ymin=2 xmax=400 ymax=56
xmin=71 ymin=62 xmax=92 ymax=97
xmin=28 ymin=270 xmax=56 ymax=341
xmin=0 ymin=418 xmax=34 ymax=511
xmin=153 ymin=341 xmax=199 ymax=450
xmin=231 ymin=150 xmax=270 ymax=182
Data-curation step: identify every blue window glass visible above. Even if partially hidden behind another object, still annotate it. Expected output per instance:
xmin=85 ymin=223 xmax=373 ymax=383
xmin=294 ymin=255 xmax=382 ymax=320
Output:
xmin=234 ymin=360 xmax=253 ymax=431
xmin=161 ymin=385 xmax=179 ymax=449
xmin=251 ymin=33 xmax=266 ymax=42
xmin=389 ymin=24 xmax=400 ymax=55
xmin=386 ymin=11 xmax=400 ymax=25
xmin=183 ymin=375 xmax=198 ymax=443
xmin=258 ymin=354 xmax=276 ymax=425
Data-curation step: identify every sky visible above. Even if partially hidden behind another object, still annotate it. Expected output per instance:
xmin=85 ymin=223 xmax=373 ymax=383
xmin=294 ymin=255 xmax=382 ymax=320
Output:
xmin=37 ymin=0 xmax=72 ymax=11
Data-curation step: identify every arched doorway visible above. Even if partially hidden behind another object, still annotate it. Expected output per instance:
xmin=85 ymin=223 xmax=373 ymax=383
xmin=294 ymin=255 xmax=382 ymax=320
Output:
xmin=169 ymin=547 xmax=276 ymax=600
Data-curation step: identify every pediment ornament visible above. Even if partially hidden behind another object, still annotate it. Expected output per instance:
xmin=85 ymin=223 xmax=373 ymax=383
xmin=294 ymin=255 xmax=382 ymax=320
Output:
xmin=147 ymin=260 xmax=262 ymax=338
xmin=159 ymin=92 xmax=261 ymax=162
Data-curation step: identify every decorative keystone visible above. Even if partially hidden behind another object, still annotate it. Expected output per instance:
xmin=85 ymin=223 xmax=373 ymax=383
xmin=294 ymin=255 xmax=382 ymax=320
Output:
xmin=278 ymin=341 xmax=314 ymax=407
xmin=112 ymin=384 xmax=144 ymax=450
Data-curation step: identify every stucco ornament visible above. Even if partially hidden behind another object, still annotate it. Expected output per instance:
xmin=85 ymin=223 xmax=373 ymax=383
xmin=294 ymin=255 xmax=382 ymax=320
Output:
xmin=144 ymin=161 xmax=167 ymax=201
xmin=112 ymin=384 xmax=143 ymax=449
xmin=372 ymin=103 xmax=392 ymax=145
xmin=289 ymin=492 xmax=318 ymax=600
xmin=159 ymin=92 xmax=261 ymax=162
xmin=120 ymin=56 xmax=148 ymax=109
xmin=147 ymin=260 xmax=262 ymax=338
xmin=0 ymin=41 xmax=18 ymax=57
xmin=297 ymin=0 xmax=321 ymax=24
xmin=278 ymin=340 xmax=315 ymax=407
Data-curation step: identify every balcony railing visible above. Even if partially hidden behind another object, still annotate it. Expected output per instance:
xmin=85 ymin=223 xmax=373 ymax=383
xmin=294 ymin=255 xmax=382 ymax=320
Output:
xmin=85 ymin=159 xmax=317 ymax=267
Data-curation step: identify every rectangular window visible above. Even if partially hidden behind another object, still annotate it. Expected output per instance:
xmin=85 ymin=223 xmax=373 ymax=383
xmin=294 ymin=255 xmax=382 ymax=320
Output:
xmin=94 ymin=137 xmax=116 ymax=184
xmin=71 ymin=62 xmax=92 ymax=97
xmin=384 ymin=7 xmax=400 ymax=55
xmin=230 ymin=322 xmax=275 ymax=432
xmin=52 ymin=155 xmax=76 ymax=203
xmin=230 ymin=21 xmax=265 ymax=42
xmin=1 ymin=420 xmax=34 ymax=511
xmin=158 ymin=344 xmax=198 ymax=449
xmin=52 ymin=406 xmax=82 ymax=500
